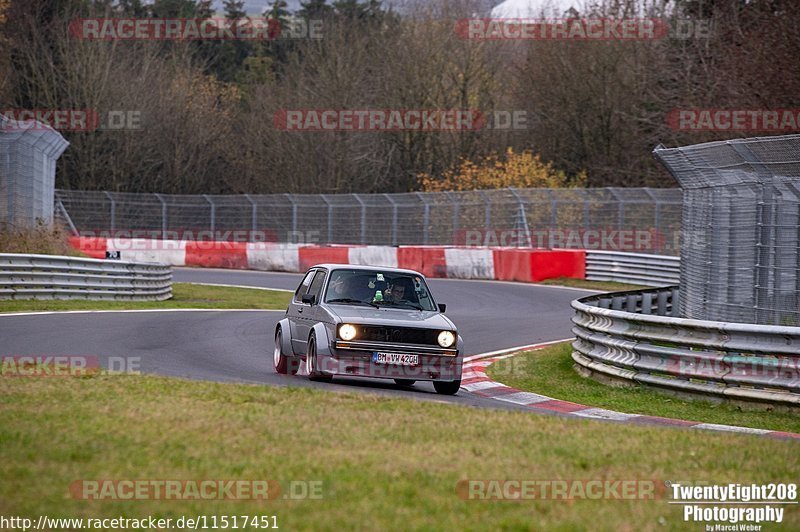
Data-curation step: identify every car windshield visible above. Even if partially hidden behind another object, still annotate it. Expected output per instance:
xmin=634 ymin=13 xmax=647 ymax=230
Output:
xmin=325 ymin=269 xmax=437 ymax=311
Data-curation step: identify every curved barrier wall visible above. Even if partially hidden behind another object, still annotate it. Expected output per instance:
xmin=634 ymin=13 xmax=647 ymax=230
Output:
xmin=572 ymin=286 xmax=800 ymax=406
xmin=0 ymin=254 xmax=172 ymax=301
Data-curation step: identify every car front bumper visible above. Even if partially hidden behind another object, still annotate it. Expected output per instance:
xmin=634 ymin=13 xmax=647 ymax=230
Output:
xmin=319 ymin=340 xmax=462 ymax=381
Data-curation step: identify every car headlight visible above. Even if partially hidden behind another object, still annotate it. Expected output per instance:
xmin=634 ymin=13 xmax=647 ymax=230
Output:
xmin=438 ymin=330 xmax=456 ymax=348
xmin=339 ymin=324 xmax=357 ymax=341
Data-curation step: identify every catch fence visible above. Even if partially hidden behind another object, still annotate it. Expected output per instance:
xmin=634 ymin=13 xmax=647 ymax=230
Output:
xmin=55 ymin=187 xmax=682 ymax=255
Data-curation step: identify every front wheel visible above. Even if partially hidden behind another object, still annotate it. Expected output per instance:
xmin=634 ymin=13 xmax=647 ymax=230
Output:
xmin=433 ymin=380 xmax=461 ymax=395
xmin=306 ymin=335 xmax=332 ymax=382
xmin=274 ymin=329 xmax=298 ymax=375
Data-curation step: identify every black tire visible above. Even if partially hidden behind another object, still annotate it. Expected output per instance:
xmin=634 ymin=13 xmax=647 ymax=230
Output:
xmin=433 ymin=380 xmax=461 ymax=395
xmin=306 ymin=335 xmax=332 ymax=382
xmin=273 ymin=329 xmax=298 ymax=375
xmin=394 ymin=379 xmax=416 ymax=387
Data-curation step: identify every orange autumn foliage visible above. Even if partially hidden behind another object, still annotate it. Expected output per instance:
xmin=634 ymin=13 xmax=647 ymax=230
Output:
xmin=419 ymin=148 xmax=585 ymax=192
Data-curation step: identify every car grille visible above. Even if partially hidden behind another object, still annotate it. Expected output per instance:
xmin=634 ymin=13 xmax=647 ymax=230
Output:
xmin=355 ymin=326 xmax=440 ymax=346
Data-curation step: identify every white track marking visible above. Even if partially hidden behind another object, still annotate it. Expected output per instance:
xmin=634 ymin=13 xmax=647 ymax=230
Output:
xmin=183 ymin=282 xmax=293 ymax=292
xmin=461 ymin=381 xmax=503 ymax=392
xmin=571 ymin=408 xmax=640 ymax=421
xmin=692 ymin=423 xmax=771 ymax=435
xmin=492 ymin=391 xmax=552 ymax=405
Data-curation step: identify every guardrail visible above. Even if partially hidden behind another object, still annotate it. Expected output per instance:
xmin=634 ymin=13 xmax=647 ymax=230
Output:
xmin=0 ymin=254 xmax=172 ymax=301
xmin=585 ymin=251 xmax=680 ymax=286
xmin=572 ymin=286 xmax=800 ymax=406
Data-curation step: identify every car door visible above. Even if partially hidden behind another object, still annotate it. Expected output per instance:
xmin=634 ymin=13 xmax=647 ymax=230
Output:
xmin=294 ymin=269 xmax=328 ymax=353
xmin=288 ymin=270 xmax=315 ymax=353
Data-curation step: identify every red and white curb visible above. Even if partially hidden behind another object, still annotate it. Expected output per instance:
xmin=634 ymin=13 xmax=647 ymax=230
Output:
xmin=462 ymin=343 xmax=800 ymax=441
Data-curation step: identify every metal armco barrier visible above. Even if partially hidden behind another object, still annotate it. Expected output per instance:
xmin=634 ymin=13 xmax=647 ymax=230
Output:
xmin=572 ymin=286 xmax=800 ymax=406
xmin=0 ymin=254 xmax=172 ymax=301
xmin=585 ymin=251 xmax=680 ymax=286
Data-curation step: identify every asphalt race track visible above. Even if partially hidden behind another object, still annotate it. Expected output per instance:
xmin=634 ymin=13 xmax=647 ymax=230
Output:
xmin=1 ymin=267 xmax=595 ymax=410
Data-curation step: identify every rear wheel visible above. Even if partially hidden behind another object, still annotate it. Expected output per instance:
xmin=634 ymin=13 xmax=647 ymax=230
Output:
xmin=273 ymin=329 xmax=298 ymax=375
xmin=433 ymin=380 xmax=461 ymax=395
xmin=394 ymin=379 xmax=416 ymax=387
xmin=306 ymin=335 xmax=332 ymax=382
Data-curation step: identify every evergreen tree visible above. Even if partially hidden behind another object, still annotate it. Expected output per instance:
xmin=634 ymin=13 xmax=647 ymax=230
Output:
xmin=266 ymin=0 xmax=289 ymax=39
xmin=150 ymin=0 xmax=200 ymax=18
xmin=195 ymin=0 xmax=214 ymax=19
xmin=298 ymin=0 xmax=333 ymax=20
xmin=207 ymin=0 xmax=252 ymax=83
xmin=117 ymin=0 xmax=148 ymax=17
xmin=222 ymin=0 xmax=246 ymax=21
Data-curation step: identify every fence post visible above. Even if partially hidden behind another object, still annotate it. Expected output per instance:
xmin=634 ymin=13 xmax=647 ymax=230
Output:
xmin=285 ymin=194 xmax=297 ymax=240
xmin=55 ymin=196 xmax=78 ymax=236
xmin=245 ymin=194 xmax=257 ymax=239
xmin=508 ymin=188 xmax=531 ymax=247
xmin=546 ymin=189 xmax=558 ymax=227
xmin=445 ymin=191 xmax=459 ymax=245
xmin=154 ymin=193 xmax=167 ymax=240
xmin=320 ymin=195 xmax=333 ymax=244
xmin=643 ymin=188 xmax=660 ymax=235
xmin=415 ymin=192 xmax=430 ymax=245
xmin=353 ymin=194 xmax=366 ymax=245
xmin=478 ymin=190 xmax=491 ymax=231
xmin=203 ymin=195 xmax=215 ymax=234
xmin=608 ymin=187 xmax=624 ymax=230
xmin=578 ymin=189 xmax=589 ymax=231
xmin=104 ymin=191 xmax=116 ymax=232
xmin=383 ymin=194 xmax=398 ymax=246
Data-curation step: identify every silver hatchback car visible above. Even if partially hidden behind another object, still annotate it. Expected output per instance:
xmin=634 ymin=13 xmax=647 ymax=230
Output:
xmin=273 ymin=264 xmax=463 ymax=394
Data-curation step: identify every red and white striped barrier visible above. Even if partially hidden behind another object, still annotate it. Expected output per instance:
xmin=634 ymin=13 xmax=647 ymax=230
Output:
xmin=68 ymin=237 xmax=586 ymax=283
xmin=463 ymin=350 xmax=800 ymax=440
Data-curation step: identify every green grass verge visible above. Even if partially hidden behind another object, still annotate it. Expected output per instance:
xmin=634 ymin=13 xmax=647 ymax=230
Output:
xmin=0 ymin=375 xmax=797 ymax=530
xmin=487 ymin=342 xmax=800 ymax=434
xmin=0 ymin=283 xmax=292 ymax=312
xmin=537 ymin=276 xmax=650 ymax=291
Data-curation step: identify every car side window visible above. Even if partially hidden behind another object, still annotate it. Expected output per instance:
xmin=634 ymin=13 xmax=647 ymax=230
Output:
xmin=306 ymin=270 xmax=327 ymax=301
xmin=293 ymin=270 xmax=315 ymax=303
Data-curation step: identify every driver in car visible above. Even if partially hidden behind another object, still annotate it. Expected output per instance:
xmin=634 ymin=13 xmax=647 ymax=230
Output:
xmin=385 ymin=278 xmax=415 ymax=304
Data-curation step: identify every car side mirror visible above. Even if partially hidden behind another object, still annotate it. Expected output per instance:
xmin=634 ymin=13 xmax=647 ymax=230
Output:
xmin=302 ymin=294 xmax=316 ymax=305
xmin=438 ymin=303 xmax=446 ymax=313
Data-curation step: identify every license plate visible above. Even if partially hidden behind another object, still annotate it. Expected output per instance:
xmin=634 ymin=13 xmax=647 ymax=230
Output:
xmin=372 ymin=352 xmax=419 ymax=366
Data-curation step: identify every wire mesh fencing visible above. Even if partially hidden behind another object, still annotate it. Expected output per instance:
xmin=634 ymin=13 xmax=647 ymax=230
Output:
xmin=1 ymin=115 xmax=69 ymax=229
xmin=55 ymin=187 xmax=683 ymax=255
xmin=655 ymin=134 xmax=800 ymax=326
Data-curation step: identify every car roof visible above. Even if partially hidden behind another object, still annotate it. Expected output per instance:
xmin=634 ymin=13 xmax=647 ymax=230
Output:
xmin=310 ymin=263 xmax=426 ymax=278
